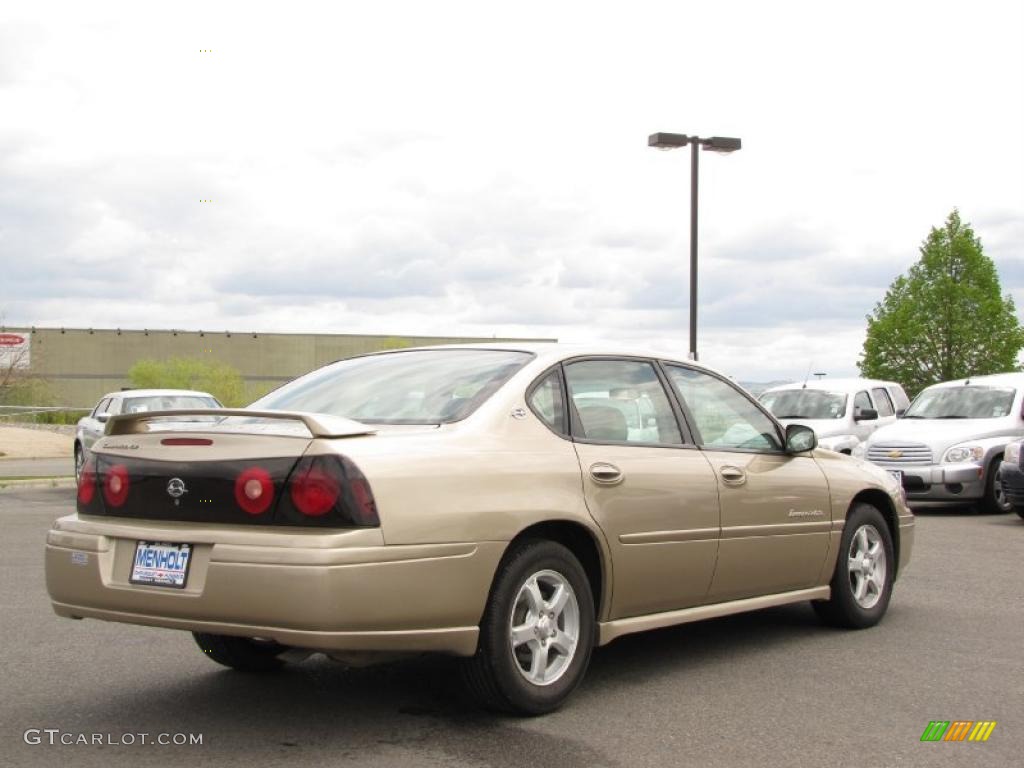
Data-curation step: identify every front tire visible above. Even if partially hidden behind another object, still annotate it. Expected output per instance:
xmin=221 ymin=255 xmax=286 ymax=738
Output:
xmin=814 ymin=503 xmax=894 ymax=629
xmin=981 ymin=459 xmax=1012 ymax=514
xmin=461 ymin=540 xmax=595 ymax=715
xmin=192 ymin=633 xmax=288 ymax=672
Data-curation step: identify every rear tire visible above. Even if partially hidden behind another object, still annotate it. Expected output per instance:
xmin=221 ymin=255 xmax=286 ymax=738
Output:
xmin=814 ymin=503 xmax=894 ymax=629
xmin=192 ymin=633 xmax=288 ymax=672
xmin=981 ymin=459 xmax=1012 ymax=514
xmin=460 ymin=539 xmax=595 ymax=715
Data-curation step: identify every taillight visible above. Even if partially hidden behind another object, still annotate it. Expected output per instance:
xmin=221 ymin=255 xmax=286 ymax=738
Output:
xmin=103 ymin=463 xmax=131 ymax=507
xmin=349 ymin=476 xmax=378 ymax=525
xmin=290 ymin=463 xmax=341 ymax=517
xmin=234 ymin=467 xmax=274 ymax=516
xmin=280 ymin=455 xmax=379 ymax=527
xmin=77 ymin=457 xmax=97 ymax=506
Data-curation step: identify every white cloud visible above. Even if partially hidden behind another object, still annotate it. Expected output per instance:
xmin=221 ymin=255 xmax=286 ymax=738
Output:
xmin=1 ymin=0 xmax=1022 ymax=380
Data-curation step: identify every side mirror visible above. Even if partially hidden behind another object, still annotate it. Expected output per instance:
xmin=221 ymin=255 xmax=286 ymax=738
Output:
xmin=785 ymin=424 xmax=817 ymax=453
xmin=895 ymin=408 xmax=906 ymax=418
xmin=855 ymin=407 xmax=878 ymax=422
xmin=96 ymin=413 xmax=111 ymax=423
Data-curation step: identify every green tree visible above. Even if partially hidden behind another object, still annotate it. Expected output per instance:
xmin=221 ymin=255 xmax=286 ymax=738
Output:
xmin=128 ymin=357 xmax=247 ymax=407
xmin=859 ymin=209 xmax=1024 ymax=397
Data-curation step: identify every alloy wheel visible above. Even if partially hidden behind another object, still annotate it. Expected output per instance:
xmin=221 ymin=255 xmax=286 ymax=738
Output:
xmin=508 ymin=569 xmax=580 ymax=686
xmin=847 ymin=524 xmax=887 ymax=609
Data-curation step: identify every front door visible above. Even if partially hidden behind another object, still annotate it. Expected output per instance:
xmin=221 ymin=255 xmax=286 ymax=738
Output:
xmin=663 ymin=364 xmax=832 ymax=603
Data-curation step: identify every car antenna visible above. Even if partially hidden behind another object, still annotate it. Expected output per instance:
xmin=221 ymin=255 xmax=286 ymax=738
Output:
xmin=802 ymin=362 xmax=813 ymax=389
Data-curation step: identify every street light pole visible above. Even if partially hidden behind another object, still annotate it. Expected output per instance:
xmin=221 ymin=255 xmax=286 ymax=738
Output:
xmin=649 ymin=132 xmax=742 ymax=361
xmin=689 ymin=139 xmax=699 ymax=361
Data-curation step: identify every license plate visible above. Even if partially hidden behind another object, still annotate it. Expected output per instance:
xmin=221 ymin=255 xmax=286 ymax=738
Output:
xmin=888 ymin=470 xmax=903 ymax=485
xmin=130 ymin=541 xmax=192 ymax=589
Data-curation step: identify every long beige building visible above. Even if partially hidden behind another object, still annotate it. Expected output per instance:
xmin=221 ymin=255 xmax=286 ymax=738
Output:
xmin=4 ymin=327 xmax=554 ymax=407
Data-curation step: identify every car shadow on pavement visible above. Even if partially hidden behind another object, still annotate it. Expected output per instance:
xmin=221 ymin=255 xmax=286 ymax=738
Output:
xmin=12 ymin=604 xmax=825 ymax=767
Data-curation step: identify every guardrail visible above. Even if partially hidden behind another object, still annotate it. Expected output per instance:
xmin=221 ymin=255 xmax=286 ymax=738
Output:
xmin=0 ymin=405 xmax=92 ymax=424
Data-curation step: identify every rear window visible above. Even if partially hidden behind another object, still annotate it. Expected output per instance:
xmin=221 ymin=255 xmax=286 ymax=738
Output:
xmin=251 ymin=349 xmax=533 ymax=425
xmin=122 ymin=395 xmax=220 ymax=413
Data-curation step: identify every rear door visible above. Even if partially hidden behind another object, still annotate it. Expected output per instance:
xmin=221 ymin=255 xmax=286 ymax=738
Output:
xmin=562 ymin=357 xmax=721 ymax=618
xmin=663 ymin=364 xmax=831 ymax=603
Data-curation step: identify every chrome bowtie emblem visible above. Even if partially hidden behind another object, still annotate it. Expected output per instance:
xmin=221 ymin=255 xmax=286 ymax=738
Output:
xmin=887 ymin=449 xmax=903 ymax=459
xmin=167 ymin=478 xmax=187 ymax=499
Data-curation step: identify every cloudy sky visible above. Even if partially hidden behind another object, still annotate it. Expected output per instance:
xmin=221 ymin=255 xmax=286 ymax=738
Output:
xmin=1 ymin=0 xmax=1022 ymax=381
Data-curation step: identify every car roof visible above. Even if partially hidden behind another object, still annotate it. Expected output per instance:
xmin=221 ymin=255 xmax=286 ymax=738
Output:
xmin=924 ymin=372 xmax=1024 ymax=390
xmin=760 ymin=378 xmax=903 ymax=395
xmin=97 ymin=389 xmax=219 ymax=400
xmin=361 ymin=342 xmax=737 ymax=379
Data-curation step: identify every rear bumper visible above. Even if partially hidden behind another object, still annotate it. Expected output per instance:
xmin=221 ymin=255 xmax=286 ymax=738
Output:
xmin=45 ymin=515 xmax=505 ymax=656
xmin=871 ymin=462 xmax=984 ymax=504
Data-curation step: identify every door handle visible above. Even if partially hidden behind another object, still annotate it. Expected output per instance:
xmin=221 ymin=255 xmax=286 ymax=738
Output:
xmin=720 ymin=466 xmax=746 ymax=485
xmin=589 ymin=462 xmax=623 ymax=485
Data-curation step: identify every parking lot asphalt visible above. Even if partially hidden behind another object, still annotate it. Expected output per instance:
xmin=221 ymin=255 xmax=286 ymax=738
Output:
xmin=2 ymin=487 xmax=1021 ymax=768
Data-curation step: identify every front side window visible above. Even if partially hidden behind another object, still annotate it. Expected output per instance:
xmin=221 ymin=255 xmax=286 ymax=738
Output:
xmin=528 ymin=369 xmax=567 ymax=435
xmin=666 ymin=366 xmax=782 ymax=452
xmin=904 ymin=386 xmax=1015 ymax=419
xmin=760 ymin=389 xmax=847 ymax=420
xmin=871 ymin=388 xmax=895 ymax=417
xmin=564 ymin=359 xmax=682 ymax=445
xmin=251 ymin=349 xmax=532 ymax=425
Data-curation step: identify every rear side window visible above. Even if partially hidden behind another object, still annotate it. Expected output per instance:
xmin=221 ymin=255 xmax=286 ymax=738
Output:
xmin=889 ymin=385 xmax=911 ymax=411
xmin=871 ymin=388 xmax=895 ymax=417
xmin=92 ymin=398 xmax=110 ymax=417
xmin=564 ymin=359 xmax=683 ymax=445
xmin=528 ymin=370 xmax=567 ymax=436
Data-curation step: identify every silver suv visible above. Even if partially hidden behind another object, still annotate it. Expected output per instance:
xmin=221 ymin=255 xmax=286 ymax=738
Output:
xmin=759 ymin=378 xmax=910 ymax=455
xmin=853 ymin=373 xmax=1024 ymax=513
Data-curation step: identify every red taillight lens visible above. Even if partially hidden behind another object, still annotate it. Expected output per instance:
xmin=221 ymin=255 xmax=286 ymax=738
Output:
xmin=103 ymin=463 xmax=131 ymax=507
xmin=234 ymin=467 xmax=274 ymax=516
xmin=77 ymin=457 xmax=97 ymax=505
xmin=290 ymin=464 xmax=341 ymax=517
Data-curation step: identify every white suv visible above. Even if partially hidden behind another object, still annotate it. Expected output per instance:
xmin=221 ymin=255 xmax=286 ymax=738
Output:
xmin=759 ymin=378 xmax=910 ymax=455
xmin=854 ymin=373 xmax=1024 ymax=513
xmin=74 ymin=389 xmax=221 ymax=479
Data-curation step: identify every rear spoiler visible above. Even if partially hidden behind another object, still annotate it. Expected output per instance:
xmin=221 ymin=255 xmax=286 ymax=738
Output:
xmin=105 ymin=409 xmax=376 ymax=439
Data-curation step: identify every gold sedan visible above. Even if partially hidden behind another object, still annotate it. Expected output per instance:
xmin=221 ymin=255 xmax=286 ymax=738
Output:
xmin=45 ymin=344 xmax=913 ymax=714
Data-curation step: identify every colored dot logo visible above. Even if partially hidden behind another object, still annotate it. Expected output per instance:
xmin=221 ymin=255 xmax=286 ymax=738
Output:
xmin=200 ymin=199 xmax=213 ymax=203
